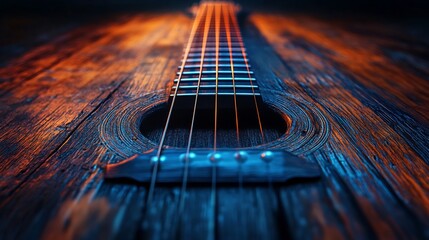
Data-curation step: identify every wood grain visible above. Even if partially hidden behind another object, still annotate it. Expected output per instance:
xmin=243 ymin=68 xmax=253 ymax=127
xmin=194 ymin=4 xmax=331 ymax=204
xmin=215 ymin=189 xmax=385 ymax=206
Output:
xmin=0 ymin=11 xmax=428 ymax=240
xmin=249 ymin=14 xmax=429 ymax=239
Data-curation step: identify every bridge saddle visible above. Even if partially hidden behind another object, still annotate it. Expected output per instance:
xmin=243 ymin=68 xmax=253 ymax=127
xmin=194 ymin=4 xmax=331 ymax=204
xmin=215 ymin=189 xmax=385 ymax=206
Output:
xmin=104 ymin=149 xmax=320 ymax=184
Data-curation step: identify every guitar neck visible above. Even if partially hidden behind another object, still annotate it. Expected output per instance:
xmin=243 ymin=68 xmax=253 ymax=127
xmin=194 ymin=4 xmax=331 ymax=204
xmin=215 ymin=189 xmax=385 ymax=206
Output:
xmin=170 ymin=1 xmax=260 ymax=99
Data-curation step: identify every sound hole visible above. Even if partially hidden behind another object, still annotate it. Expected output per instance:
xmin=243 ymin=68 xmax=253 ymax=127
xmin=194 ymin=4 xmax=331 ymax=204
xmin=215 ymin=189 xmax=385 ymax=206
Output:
xmin=140 ymin=99 xmax=287 ymax=148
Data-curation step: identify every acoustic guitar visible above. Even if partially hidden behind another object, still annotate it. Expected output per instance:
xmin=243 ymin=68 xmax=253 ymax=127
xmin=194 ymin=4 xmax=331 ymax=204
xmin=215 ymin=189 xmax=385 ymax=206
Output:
xmin=0 ymin=0 xmax=427 ymax=239
xmin=104 ymin=0 xmax=323 ymax=236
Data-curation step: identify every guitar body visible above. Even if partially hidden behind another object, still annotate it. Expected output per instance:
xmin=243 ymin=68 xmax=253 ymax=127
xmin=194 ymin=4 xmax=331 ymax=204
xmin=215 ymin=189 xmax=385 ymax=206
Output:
xmin=0 ymin=2 xmax=428 ymax=240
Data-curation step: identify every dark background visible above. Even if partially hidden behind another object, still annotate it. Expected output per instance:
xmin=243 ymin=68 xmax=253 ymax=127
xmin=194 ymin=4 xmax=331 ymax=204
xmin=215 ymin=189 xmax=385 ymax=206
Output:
xmin=1 ymin=0 xmax=429 ymax=16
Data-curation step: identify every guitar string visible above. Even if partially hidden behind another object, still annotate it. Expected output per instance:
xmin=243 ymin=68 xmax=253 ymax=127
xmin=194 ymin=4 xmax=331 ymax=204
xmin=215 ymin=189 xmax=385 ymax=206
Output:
xmin=227 ymin=4 xmax=272 ymax=205
xmin=223 ymin=2 xmax=241 ymax=146
xmin=145 ymin=3 xmax=207 ymax=207
xmin=179 ymin=2 xmax=214 ymax=212
xmin=209 ymin=4 xmax=221 ymax=237
xmin=226 ymin=3 xmax=246 ymax=223
xmin=213 ymin=3 xmax=221 ymax=151
xmin=227 ymin=5 xmax=273 ymax=197
xmin=228 ymin=4 xmax=265 ymax=143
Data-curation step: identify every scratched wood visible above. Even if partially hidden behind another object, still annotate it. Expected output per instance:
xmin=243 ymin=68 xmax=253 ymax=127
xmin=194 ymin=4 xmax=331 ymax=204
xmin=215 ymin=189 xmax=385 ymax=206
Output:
xmin=0 ymin=10 xmax=428 ymax=240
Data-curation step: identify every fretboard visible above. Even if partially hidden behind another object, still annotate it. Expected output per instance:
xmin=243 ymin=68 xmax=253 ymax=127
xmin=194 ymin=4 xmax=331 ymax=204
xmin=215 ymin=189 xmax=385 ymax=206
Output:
xmin=171 ymin=1 xmax=260 ymax=98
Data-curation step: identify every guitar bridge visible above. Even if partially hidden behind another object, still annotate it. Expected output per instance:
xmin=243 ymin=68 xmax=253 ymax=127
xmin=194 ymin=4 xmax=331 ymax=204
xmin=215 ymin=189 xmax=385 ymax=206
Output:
xmin=104 ymin=149 xmax=320 ymax=184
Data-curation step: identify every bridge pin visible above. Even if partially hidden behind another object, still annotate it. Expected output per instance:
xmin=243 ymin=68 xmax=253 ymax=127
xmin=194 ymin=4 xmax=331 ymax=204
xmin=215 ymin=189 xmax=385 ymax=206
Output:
xmin=208 ymin=152 xmax=222 ymax=163
xmin=260 ymin=151 xmax=274 ymax=163
xmin=234 ymin=151 xmax=248 ymax=163
xmin=180 ymin=152 xmax=196 ymax=163
xmin=150 ymin=155 xmax=166 ymax=163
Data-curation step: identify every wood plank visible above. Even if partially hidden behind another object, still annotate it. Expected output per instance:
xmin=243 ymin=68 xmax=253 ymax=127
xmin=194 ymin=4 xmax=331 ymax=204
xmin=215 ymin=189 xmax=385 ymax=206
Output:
xmin=250 ymin=14 xmax=429 ymax=123
xmin=248 ymin=14 xmax=428 ymax=238
xmin=0 ymin=13 xmax=81 ymax=67
xmin=0 ymin=13 xmax=181 ymax=196
xmin=0 ymin=12 xmax=191 ymax=239
xmin=0 ymin=14 xmax=142 ymax=96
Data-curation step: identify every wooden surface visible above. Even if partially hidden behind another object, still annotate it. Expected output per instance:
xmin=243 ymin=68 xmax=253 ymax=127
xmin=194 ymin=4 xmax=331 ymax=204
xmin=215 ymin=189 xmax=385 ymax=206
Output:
xmin=0 ymin=10 xmax=428 ymax=240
